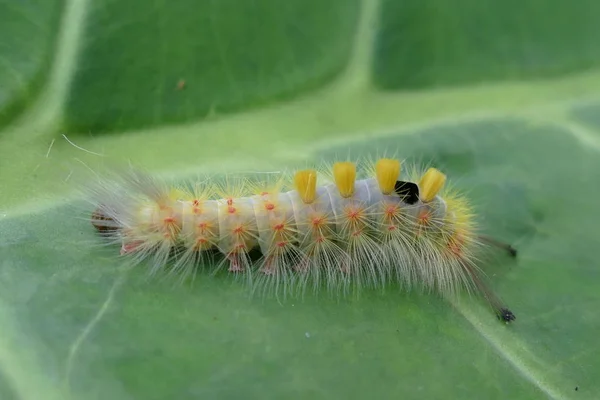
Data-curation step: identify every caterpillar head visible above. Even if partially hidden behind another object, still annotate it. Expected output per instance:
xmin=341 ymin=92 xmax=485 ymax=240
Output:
xmin=91 ymin=206 xmax=119 ymax=234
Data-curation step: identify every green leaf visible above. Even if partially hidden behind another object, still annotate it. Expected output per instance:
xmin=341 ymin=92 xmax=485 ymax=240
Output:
xmin=1 ymin=1 xmax=599 ymax=399
xmin=64 ymin=0 xmax=361 ymax=133
xmin=374 ymin=0 xmax=600 ymax=89
xmin=0 ymin=0 xmax=63 ymax=127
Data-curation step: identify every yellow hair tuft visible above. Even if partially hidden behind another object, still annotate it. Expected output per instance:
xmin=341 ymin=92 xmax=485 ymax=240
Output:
xmin=168 ymin=187 xmax=188 ymax=201
xmin=419 ymin=168 xmax=446 ymax=202
xmin=375 ymin=158 xmax=401 ymax=195
xmin=294 ymin=169 xmax=317 ymax=203
xmin=444 ymin=192 xmax=474 ymax=231
xmin=332 ymin=162 xmax=356 ymax=198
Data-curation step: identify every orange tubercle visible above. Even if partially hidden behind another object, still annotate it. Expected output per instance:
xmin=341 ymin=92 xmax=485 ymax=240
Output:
xmin=191 ymin=199 xmax=202 ymax=214
xmin=417 ymin=210 xmax=430 ymax=225
xmin=385 ymin=204 xmax=399 ymax=217
xmin=345 ymin=207 xmax=363 ymax=221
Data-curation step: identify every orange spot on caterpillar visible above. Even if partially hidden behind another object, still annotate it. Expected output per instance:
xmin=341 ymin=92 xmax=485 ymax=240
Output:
xmin=233 ymin=226 xmax=244 ymax=234
xmin=276 ymin=241 xmax=287 ymax=248
xmin=265 ymin=202 xmax=275 ymax=211
xmin=315 ymin=235 xmax=325 ymax=243
xmin=261 ymin=191 xmax=269 ymax=196
xmin=273 ymin=223 xmax=284 ymax=231
xmin=351 ymin=230 xmax=363 ymax=237
xmin=347 ymin=209 xmax=360 ymax=219
xmin=164 ymin=216 xmax=175 ymax=224
xmin=312 ymin=216 xmax=324 ymax=226
xmin=345 ymin=207 xmax=365 ymax=224
xmin=192 ymin=199 xmax=202 ymax=214
xmin=228 ymin=206 xmax=236 ymax=214
xmin=417 ymin=210 xmax=430 ymax=225
xmin=194 ymin=237 xmax=211 ymax=251
xmin=388 ymin=225 xmax=397 ymax=231
xmin=385 ymin=205 xmax=399 ymax=217
xmin=197 ymin=222 xmax=212 ymax=236
xmin=226 ymin=198 xmax=233 ymax=206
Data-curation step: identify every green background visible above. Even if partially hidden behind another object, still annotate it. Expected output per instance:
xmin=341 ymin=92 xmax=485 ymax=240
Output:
xmin=1 ymin=0 xmax=599 ymax=399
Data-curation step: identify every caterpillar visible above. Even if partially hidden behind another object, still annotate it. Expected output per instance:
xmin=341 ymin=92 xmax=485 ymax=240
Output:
xmin=86 ymin=157 xmax=518 ymax=322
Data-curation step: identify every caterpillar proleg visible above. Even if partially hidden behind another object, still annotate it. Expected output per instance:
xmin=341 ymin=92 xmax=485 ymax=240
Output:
xmin=87 ymin=158 xmax=518 ymax=322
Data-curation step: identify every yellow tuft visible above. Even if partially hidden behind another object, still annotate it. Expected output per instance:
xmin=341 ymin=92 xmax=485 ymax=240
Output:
xmin=444 ymin=192 xmax=477 ymax=253
xmin=444 ymin=193 xmax=474 ymax=229
xmin=168 ymin=187 xmax=188 ymax=201
xmin=419 ymin=168 xmax=446 ymax=202
xmin=294 ymin=169 xmax=317 ymax=203
xmin=332 ymin=162 xmax=356 ymax=198
xmin=246 ymin=173 xmax=286 ymax=197
xmin=375 ymin=158 xmax=401 ymax=195
xmin=215 ymin=176 xmax=250 ymax=199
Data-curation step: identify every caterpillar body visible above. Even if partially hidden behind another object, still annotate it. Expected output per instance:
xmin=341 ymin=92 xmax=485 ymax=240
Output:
xmin=88 ymin=158 xmax=517 ymax=322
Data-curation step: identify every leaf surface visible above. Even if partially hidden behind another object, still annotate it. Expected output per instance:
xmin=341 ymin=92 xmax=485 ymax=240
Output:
xmin=1 ymin=1 xmax=599 ymax=399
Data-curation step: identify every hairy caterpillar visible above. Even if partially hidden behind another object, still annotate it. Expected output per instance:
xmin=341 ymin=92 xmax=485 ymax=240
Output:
xmin=87 ymin=157 xmax=518 ymax=322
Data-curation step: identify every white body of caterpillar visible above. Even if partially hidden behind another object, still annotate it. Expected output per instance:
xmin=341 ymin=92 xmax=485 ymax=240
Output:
xmin=88 ymin=159 xmax=517 ymax=322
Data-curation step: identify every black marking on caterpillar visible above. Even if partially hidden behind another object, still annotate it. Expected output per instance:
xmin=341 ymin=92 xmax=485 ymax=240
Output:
xmin=394 ymin=181 xmax=419 ymax=205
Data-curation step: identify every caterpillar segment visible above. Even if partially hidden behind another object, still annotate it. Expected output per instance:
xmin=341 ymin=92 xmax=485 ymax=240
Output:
xmin=89 ymin=159 xmax=517 ymax=322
